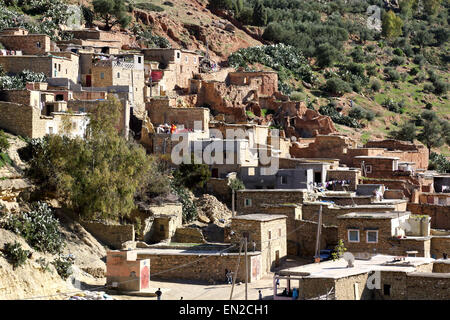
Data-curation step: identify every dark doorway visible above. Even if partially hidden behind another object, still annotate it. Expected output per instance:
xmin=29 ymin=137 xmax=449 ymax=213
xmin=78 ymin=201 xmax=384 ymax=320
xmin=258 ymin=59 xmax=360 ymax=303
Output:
xmin=86 ymin=75 xmax=92 ymax=87
xmin=314 ymin=172 xmax=322 ymax=183
xmin=211 ymin=168 xmax=219 ymax=178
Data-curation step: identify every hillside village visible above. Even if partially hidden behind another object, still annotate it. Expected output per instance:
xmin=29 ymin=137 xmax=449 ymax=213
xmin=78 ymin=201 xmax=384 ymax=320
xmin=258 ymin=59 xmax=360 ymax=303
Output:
xmin=0 ymin=0 xmax=449 ymax=301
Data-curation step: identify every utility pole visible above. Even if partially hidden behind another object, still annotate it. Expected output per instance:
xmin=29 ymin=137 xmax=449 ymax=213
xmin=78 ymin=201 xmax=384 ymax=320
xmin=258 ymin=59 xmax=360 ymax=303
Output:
xmin=229 ymin=239 xmax=244 ymax=300
xmin=232 ymin=188 xmax=235 ymax=217
xmin=244 ymin=237 xmax=248 ymax=300
xmin=314 ymin=205 xmax=323 ymax=263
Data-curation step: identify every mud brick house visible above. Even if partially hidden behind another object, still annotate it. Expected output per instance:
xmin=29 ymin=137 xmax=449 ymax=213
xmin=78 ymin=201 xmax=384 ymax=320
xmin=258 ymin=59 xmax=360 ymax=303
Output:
xmin=273 ymin=255 xmax=450 ymax=300
xmin=337 ymin=211 xmax=432 ymax=258
xmin=353 ymin=156 xmax=400 ymax=178
xmin=0 ymin=53 xmax=80 ymax=83
xmin=142 ymin=48 xmax=200 ymax=95
xmin=237 ymin=189 xmax=309 ymax=215
xmin=227 ymin=71 xmax=278 ymax=96
xmin=240 ymin=166 xmax=314 ymax=190
xmin=230 ymin=214 xmax=287 ymax=274
xmin=364 ymin=139 xmax=429 ymax=170
xmin=0 ymin=28 xmax=57 ymax=55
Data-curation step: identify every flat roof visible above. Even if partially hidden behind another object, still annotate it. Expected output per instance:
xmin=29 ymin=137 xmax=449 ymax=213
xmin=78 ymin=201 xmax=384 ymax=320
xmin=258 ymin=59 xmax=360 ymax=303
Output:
xmin=354 ymin=156 xmax=400 ymax=160
xmin=337 ymin=211 xmax=410 ymax=219
xmin=232 ymin=214 xmax=287 ymax=222
xmin=237 ymin=189 xmax=307 ymax=192
xmin=135 ymin=248 xmax=261 ymax=256
xmin=277 ymin=254 xmax=434 ymax=279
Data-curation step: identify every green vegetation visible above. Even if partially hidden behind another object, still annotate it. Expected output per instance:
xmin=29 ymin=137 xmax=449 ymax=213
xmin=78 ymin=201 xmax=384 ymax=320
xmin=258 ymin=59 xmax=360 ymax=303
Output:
xmin=0 ymin=70 xmax=46 ymax=90
xmin=331 ymin=239 xmax=347 ymax=261
xmin=3 ymin=241 xmax=30 ymax=269
xmin=0 ymin=130 xmax=9 ymax=153
xmin=429 ymin=152 xmax=450 ymax=173
xmin=3 ymin=202 xmax=64 ymax=254
xmin=51 ymin=255 xmax=74 ymax=280
xmin=25 ymin=97 xmax=168 ymax=221
xmin=92 ymin=0 xmax=131 ymax=30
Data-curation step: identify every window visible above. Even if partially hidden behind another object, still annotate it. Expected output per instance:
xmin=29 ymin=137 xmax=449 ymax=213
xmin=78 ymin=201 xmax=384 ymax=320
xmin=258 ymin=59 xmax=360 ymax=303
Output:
xmin=365 ymin=165 xmax=372 ymax=173
xmin=36 ymin=42 xmax=41 ymax=48
xmin=72 ymin=122 xmax=77 ymax=130
xmin=185 ymin=56 xmax=188 ymax=63
xmin=248 ymin=168 xmax=255 ymax=176
xmin=244 ymin=198 xmax=252 ymax=207
xmin=366 ymin=230 xmax=378 ymax=243
xmin=48 ymin=127 xmax=54 ymax=134
xmin=243 ymin=232 xmax=250 ymax=241
xmin=281 ymin=176 xmax=288 ymax=185
xmin=160 ymin=225 xmax=164 ymax=232
xmin=100 ymin=72 xmax=104 ymax=79
xmin=348 ymin=229 xmax=360 ymax=242
xmin=268 ymin=231 xmax=272 ymax=240
xmin=138 ymin=57 xmax=142 ymax=64
xmin=193 ymin=57 xmax=197 ymax=64
xmin=176 ymin=52 xmax=180 ymax=59
xmin=117 ymin=72 xmax=120 ymax=79
xmin=383 ymin=284 xmax=391 ymax=296
xmin=278 ymin=228 xmax=281 ymax=237
xmin=58 ymin=64 xmax=61 ymax=72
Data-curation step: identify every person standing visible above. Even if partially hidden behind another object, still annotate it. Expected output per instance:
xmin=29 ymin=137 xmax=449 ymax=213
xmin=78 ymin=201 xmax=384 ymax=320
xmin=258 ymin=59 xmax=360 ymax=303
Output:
xmin=155 ymin=288 xmax=162 ymax=300
xmin=292 ymin=288 xmax=298 ymax=300
xmin=258 ymin=290 xmax=263 ymax=300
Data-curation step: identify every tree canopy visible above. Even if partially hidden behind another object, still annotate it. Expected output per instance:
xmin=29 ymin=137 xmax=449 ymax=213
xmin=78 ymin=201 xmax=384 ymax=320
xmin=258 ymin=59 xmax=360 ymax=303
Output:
xmin=92 ymin=0 xmax=131 ymax=31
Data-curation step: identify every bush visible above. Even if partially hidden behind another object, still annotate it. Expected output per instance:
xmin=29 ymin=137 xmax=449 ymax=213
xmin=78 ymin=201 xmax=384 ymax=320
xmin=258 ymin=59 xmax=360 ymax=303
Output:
xmin=370 ymin=79 xmax=382 ymax=91
xmin=384 ymin=67 xmax=401 ymax=81
xmin=0 ymin=130 xmax=9 ymax=152
xmin=290 ymin=91 xmax=304 ymax=101
xmin=365 ymin=64 xmax=377 ymax=77
xmin=52 ymin=255 xmax=74 ymax=280
xmin=382 ymin=98 xmax=405 ymax=113
xmin=429 ymin=152 xmax=450 ymax=173
xmin=390 ymin=55 xmax=406 ymax=66
xmin=3 ymin=241 xmax=30 ymax=269
xmin=409 ymin=67 xmax=420 ymax=76
xmin=135 ymin=3 xmax=164 ymax=11
xmin=393 ymin=48 xmax=404 ymax=56
xmin=423 ymin=83 xmax=435 ymax=92
xmin=349 ymin=106 xmax=375 ymax=121
xmin=319 ymin=103 xmax=360 ymax=128
xmin=413 ymin=54 xmax=426 ymax=65
xmin=5 ymin=202 xmax=64 ymax=254
xmin=433 ymin=80 xmax=448 ymax=95
xmin=171 ymin=183 xmax=197 ymax=223
xmin=323 ymin=78 xmax=352 ymax=96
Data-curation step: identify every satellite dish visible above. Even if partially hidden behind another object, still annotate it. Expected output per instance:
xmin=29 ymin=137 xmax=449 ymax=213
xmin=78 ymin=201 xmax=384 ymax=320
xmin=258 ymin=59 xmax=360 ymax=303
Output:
xmin=343 ymin=252 xmax=355 ymax=268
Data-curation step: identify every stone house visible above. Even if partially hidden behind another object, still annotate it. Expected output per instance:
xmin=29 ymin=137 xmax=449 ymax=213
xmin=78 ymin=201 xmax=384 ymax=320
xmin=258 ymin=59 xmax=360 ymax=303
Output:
xmin=337 ymin=211 xmax=432 ymax=258
xmin=0 ymin=28 xmax=56 ymax=55
xmin=273 ymin=254 xmax=447 ymax=300
xmin=353 ymin=156 xmax=400 ymax=178
xmin=230 ymin=214 xmax=287 ymax=274
xmin=142 ymin=48 xmax=200 ymax=95
xmin=239 ymin=166 xmax=314 ymax=190
xmin=0 ymin=53 xmax=80 ymax=84
xmin=227 ymin=71 xmax=278 ymax=97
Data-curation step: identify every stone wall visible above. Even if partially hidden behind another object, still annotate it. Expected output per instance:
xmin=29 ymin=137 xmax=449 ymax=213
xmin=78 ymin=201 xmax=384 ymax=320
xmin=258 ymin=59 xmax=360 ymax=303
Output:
xmin=432 ymin=260 xmax=450 ymax=273
xmin=326 ymin=169 xmax=361 ymax=191
xmin=228 ymin=71 xmax=278 ymax=96
xmin=430 ymin=237 xmax=450 ymax=259
xmin=206 ymin=178 xmax=232 ymax=204
xmin=290 ymin=220 xmax=338 ymax=257
xmin=146 ymin=104 xmax=209 ymax=131
xmin=0 ymin=102 xmax=45 ymax=138
xmin=80 ymin=221 xmax=134 ymax=249
xmin=137 ymin=251 xmax=262 ymax=283
xmin=236 ymin=190 xmax=308 ymax=214
xmin=407 ymin=203 xmax=450 ymax=230
xmin=173 ymin=227 xmax=206 ymax=243
xmin=405 ymin=273 xmax=450 ymax=300
xmin=0 ymin=34 xmax=51 ymax=55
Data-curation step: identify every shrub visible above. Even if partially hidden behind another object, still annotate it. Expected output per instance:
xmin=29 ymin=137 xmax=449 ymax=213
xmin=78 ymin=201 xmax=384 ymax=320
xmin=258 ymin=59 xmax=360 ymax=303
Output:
xmin=52 ymin=255 xmax=74 ymax=280
xmin=365 ymin=64 xmax=377 ymax=77
xmin=370 ymin=79 xmax=382 ymax=91
xmin=3 ymin=241 xmax=30 ymax=269
xmin=135 ymin=3 xmax=164 ymax=11
xmin=413 ymin=54 xmax=426 ymax=65
xmin=0 ymin=130 xmax=9 ymax=152
xmin=423 ymin=83 xmax=435 ymax=92
xmin=384 ymin=67 xmax=401 ymax=81
xmin=319 ymin=103 xmax=360 ymax=128
xmin=382 ymin=98 xmax=405 ymax=113
xmin=348 ymin=106 xmax=366 ymax=120
xmin=163 ymin=1 xmax=174 ymax=6
xmin=429 ymin=152 xmax=450 ymax=173
xmin=323 ymin=78 xmax=352 ymax=96
xmin=390 ymin=55 xmax=406 ymax=66
xmin=434 ymin=80 xmax=448 ymax=95
xmin=171 ymin=183 xmax=197 ymax=223
xmin=5 ymin=202 xmax=64 ymax=254
xmin=290 ymin=91 xmax=304 ymax=101
xmin=409 ymin=67 xmax=420 ymax=76
xmin=393 ymin=48 xmax=404 ymax=56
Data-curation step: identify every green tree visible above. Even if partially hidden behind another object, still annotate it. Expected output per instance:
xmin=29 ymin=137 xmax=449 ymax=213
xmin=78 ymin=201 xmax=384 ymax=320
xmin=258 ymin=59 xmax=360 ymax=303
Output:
xmin=417 ymin=112 xmax=446 ymax=156
xmin=382 ymin=11 xmax=403 ymax=39
xmin=316 ymin=43 xmax=341 ymax=68
xmin=252 ymin=1 xmax=267 ymax=26
xmin=173 ymin=155 xmax=211 ymax=191
xmin=26 ymin=97 xmax=158 ymax=221
xmin=92 ymin=0 xmax=131 ymax=31
xmin=389 ymin=122 xmax=417 ymax=142
xmin=209 ymin=0 xmax=233 ymax=10
xmin=423 ymin=0 xmax=441 ymax=16
xmin=229 ymin=177 xmax=244 ymax=217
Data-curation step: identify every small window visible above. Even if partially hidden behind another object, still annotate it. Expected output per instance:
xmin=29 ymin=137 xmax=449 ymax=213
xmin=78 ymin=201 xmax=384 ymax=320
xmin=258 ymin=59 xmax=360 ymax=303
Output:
xmin=185 ymin=56 xmax=188 ymax=63
xmin=48 ymin=127 xmax=54 ymax=134
xmin=365 ymin=165 xmax=372 ymax=173
xmin=193 ymin=57 xmax=197 ymax=64
xmin=278 ymin=228 xmax=281 ymax=237
xmin=36 ymin=42 xmax=41 ymax=48
xmin=138 ymin=57 xmax=142 ymax=64
xmin=160 ymin=225 xmax=164 ymax=232
xmin=100 ymin=72 xmax=104 ymax=79
xmin=117 ymin=72 xmax=120 ymax=79
xmin=58 ymin=64 xmax=61 ymax=72
xmin=248 ymin=168 xmax=255 ymax=176
xmin=281 ymin=176 xmax=288 ymax=185
xmin=176 ymin=52 xmax=181 ymax=59
xmin=72 ymin=122 xmax=77 ymax=130
xmin=243 ymin=232 xmax=249 ymax=241
xmin=383 ymin=284 xmax=391 ymax=296
xmin=268 ymin=231 xmax=272 ymax=240
xmin=348 ymin=229 xmax=360 ymax=243
xmin=366 ymin=230 xmax=378 ymax=243
xmin=244 ymin=198 xmax=252 ymax=207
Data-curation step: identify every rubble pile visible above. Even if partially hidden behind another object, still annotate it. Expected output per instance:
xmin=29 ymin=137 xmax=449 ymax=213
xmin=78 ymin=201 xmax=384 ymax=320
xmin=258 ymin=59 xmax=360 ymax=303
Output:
xmin=194 ymin=194 xmax=232 ymax=225
xmin=68 ymin=291 xmax=114 ymax=300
